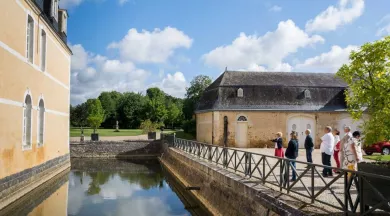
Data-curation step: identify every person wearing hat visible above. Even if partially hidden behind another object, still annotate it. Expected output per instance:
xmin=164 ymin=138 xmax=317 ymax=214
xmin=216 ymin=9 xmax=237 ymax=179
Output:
xmin=271 ymin=132 xmax=284 ymax=157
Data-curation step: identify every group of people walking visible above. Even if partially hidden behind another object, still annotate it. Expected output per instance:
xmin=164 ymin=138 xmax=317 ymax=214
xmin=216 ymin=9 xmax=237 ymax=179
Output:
xmin=272 ymin=125 xmax=363 ymax=181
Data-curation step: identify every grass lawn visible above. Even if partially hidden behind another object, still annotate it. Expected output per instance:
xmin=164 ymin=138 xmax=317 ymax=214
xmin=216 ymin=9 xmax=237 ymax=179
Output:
xmin=70 ymin=128 xmax=144 ymax=137
xmin=170 ymin=131 xmax=195 ymax=140
xmin=363 ymin=154 xmax=390 ymax=162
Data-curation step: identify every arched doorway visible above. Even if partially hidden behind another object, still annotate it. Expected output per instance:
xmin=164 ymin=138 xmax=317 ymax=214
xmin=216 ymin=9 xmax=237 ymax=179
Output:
xmin=235 ymin=115 xmax=248 ymax=148
xmin=287 ymin=115 xmax=315 ymax=148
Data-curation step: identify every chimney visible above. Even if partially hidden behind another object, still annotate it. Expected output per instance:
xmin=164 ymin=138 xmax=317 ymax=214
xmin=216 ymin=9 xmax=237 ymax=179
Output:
xmin=58 ymin=9 xmax=68 ymax=43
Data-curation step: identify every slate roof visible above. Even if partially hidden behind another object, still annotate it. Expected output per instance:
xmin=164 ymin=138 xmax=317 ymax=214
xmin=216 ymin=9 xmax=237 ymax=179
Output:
xmin=197 ymin=71 xmax=348 ymax=112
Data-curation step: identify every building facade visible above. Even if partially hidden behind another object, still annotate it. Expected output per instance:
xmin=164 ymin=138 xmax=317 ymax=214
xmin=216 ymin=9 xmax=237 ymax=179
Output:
xmin=196 ymin=71 xmax=365 ymax=148
xmin=0 ymin=0 xmax=71 ymax=208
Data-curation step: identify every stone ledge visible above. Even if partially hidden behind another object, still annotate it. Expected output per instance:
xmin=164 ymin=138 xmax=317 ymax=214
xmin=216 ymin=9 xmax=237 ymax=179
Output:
xmin=70 ymin=140 xmax=162 ymax=158
xmin=0 ymin=168 xmax=70 ymax=216
xmin=0 ymin=154 xmax=70 ymax=210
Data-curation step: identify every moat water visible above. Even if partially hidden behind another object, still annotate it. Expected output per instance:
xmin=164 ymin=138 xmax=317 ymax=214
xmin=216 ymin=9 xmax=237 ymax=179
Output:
xmin=0 ymin=159 xmax=210 ymax=216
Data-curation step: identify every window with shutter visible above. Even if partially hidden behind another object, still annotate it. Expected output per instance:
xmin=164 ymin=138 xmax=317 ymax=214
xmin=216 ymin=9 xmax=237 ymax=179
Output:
xmin=38 ymin=99 xmax=45 ymax=146
xmin=41 ymin=30 xmax=47 ymax=71
xmin=237 ymin=88 xmax=243 ymax=97
xmin=26 ymin=15 xmax=34 ymax=63
xmin=23 ymin=94 xmax=32 ymax=149
xmin=23 ymin=107 xmax=27 ymax=144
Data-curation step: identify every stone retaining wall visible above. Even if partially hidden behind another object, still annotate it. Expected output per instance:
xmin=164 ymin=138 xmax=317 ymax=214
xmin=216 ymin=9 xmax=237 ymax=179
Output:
xmin=0 ymin=168 xmax=69 ymax=216
xmin=70 ymin=140 xmax=162 ymax=158
xmin=160 ymin=147 xmax=310 ymax=216
xmin=0 ymin=154 xmax=70 ymax=210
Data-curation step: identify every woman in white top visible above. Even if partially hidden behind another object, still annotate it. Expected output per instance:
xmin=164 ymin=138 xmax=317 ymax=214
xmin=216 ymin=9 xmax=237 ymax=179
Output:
xmin=343 ymin=131 xmax=363 ymax=176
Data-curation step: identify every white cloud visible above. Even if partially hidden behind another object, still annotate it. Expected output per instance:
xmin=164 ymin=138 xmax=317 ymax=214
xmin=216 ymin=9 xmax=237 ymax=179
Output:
xmin=108 ymin=27 xmax=193 ymax=63
xmin=242 ymin=63 xmax=293 ymax=72
xmin=118 ymin=0 xmax=129 ymax=5
xmin=59 ymin=0 xmax=84 ymax=8
xmin=70 ymin=44 xmax=89 ymax=71
xmin=60 ymin=0 xmax=128 ymax=9
xmin=295 ymin=45 xmax=358 ymax=72
xmin=102 ymin=60 xmax=135 ymax=73
xmin=269 ymin=5 xmax=282 ymax=12
xmin=202 ymin=20 xmax=324 ymax=72
xmin=376 ymin=14 xmax=390 ymax=36
xmin=70 ymin=44 xmax=150 ymax=105
xmin=305 ymin=0 xmax=364 ymax=33
xmin=150 ymin=72 xmax=187 ymax=98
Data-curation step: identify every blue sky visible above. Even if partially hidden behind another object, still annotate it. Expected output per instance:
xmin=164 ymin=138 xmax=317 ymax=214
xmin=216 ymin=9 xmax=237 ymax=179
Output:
xmin=62 ymin=0 xmax=390 ymax=105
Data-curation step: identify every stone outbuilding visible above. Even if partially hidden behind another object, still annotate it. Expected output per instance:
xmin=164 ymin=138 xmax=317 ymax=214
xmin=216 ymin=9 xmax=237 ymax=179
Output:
xmin=195 ymin=71 xmax=365 ymax=148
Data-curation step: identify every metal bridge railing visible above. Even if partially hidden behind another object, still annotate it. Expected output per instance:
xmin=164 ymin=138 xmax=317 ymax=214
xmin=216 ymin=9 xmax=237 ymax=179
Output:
xmin=165 ymin=134 xmax=390 ymax=215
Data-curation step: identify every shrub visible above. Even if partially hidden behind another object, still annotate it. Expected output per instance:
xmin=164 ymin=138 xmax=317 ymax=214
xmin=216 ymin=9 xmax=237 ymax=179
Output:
xmin=140 ymin=119 xmax=163 ymax=133
xmin=182 ymin=119 xmax=196 ymax=137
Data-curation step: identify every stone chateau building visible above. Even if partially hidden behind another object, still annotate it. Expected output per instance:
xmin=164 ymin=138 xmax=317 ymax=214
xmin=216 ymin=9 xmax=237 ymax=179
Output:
xmin=0 ymin=0 xmax=71 ymax=208
xmin=196 ymin=71 xmax=364 ymax=148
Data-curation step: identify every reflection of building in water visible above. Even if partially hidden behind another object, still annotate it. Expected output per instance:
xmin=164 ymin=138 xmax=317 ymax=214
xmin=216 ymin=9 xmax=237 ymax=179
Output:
xmin=0 ymin=170 xmax=69 ymax=216
xmin=0 ymin=0 xmax=71 ymax=209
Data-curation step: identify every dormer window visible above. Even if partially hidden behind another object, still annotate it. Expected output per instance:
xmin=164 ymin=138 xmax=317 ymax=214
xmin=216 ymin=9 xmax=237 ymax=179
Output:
xmin=304 ymin=89 xmax=311 ymax=99
xmin=52 ymin=0 xmax=58 ymax=20
xmin=237 ymin=88 xmax=243 ymax=97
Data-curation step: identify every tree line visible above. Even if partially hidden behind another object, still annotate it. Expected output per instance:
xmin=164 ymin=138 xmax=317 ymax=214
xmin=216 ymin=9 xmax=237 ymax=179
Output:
xmin=70 ymin=75 xmax=212 ymax=136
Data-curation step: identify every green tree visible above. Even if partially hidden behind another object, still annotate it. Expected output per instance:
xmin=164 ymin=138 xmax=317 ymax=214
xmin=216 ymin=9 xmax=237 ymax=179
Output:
xmin=336 ymin=36 xmax=390 ymax=145
xmin=139 ymin=119 xmax=163 ymax=133
xmin=145 ymin=88 xmax=167 ymax=123
xmin=98 ymin=91 xmax=123 ymax=128
xmin=117 ymin=92 xmax=146 ymax=128
xmin=87 ymin=99 xmax=105 ymax=133
xmin=167 ymin=102 xmax=181 ymax=129
xmin=186 ymin=75 xmax=213 ymax=101
xmin=70 ymin=102 xmax=89 ymax=128
xmin=183 ymin=75 xmax=212 ymax=120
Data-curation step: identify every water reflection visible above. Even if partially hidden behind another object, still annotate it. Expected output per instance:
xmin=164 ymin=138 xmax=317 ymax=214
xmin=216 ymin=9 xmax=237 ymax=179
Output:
xmin=0 ymin=159 xmax=210 ymax=216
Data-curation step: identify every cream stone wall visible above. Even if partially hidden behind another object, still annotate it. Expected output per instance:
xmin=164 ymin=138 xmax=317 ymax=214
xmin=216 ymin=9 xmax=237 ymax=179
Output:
xmin=196 ymin=112 xmax=213 ymax=144
xmin=197 ymin=111 xmax=359 ymax=149
xmin=0 ymin=0 xmax=71 ymax=179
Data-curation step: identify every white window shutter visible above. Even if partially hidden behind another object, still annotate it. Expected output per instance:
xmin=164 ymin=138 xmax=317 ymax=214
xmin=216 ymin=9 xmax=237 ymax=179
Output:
xmin=23 ymin=107 xmax=27 ymax=144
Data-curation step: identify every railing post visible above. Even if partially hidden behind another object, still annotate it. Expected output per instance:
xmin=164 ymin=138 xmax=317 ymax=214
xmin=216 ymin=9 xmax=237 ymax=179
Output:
xmin=244 ymin=152 xmax=248 ymax=176
xmin=262 ymin=156 xmax=266 ymax=184
xmin=311 ymin=165 xmax=315 ymax=203
xmin=248 ymin=153 xmax=252 ymax=177
xmin=197 ymin=143 xmax=201 ymax=157
xmin=359 ymin=174 xmax=365 ymax=214
xmin=280 ymin=159 xmax=283 ymax=192
xmin=344 ymin=172 xmax=349 ymax=215
xmin=208 ymin=145 xmax=212 ymax=161
xmin=286 ymin=160 xmax=290 ymax=193
xmin=223 ymin=147 xmax=227 ymax=167
xmin=173 ymin=133 xmax=176 ymax=147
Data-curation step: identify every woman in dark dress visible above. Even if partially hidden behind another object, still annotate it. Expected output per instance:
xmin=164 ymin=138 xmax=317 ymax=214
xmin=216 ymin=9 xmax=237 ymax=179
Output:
xmin=272 ymin=132 xmax=284 ymax=157
xmin=285 ymin=131 xmax=299 ymax=181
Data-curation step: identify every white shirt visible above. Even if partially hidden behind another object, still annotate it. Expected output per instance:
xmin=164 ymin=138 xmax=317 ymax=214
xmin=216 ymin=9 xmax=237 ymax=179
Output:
xmin=320 ymin=132 xmax=335 ymax=155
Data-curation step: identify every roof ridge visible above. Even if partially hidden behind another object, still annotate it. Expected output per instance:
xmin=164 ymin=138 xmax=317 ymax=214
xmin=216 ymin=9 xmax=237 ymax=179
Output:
xmin=225 ymin=70 xmax=336 ymax=75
